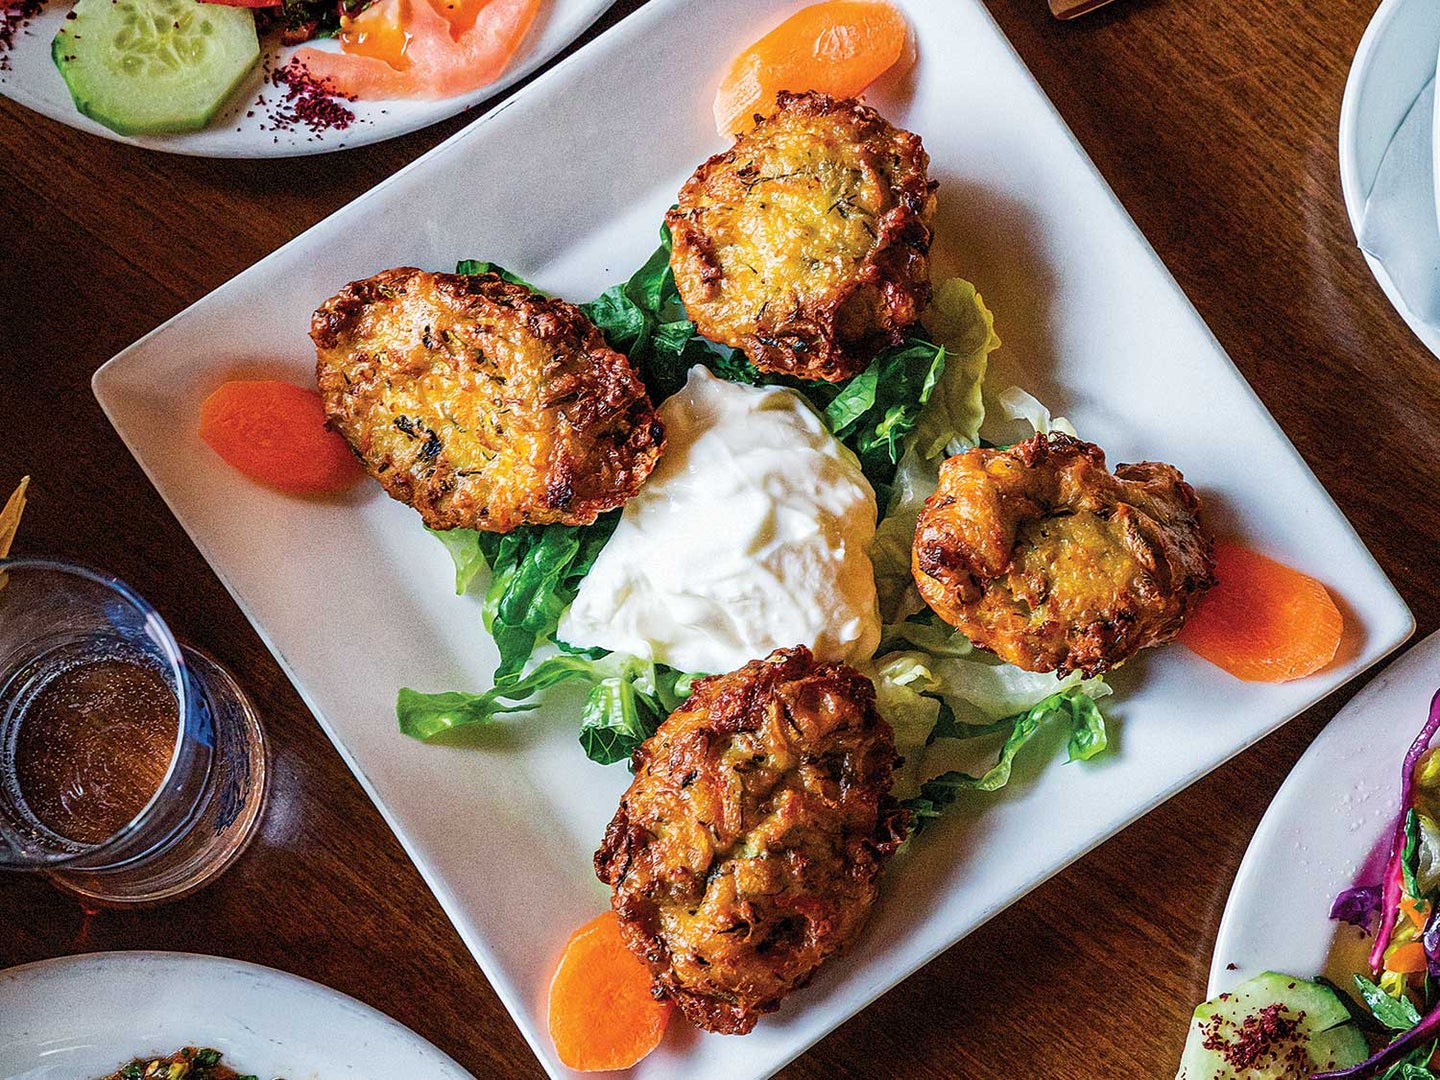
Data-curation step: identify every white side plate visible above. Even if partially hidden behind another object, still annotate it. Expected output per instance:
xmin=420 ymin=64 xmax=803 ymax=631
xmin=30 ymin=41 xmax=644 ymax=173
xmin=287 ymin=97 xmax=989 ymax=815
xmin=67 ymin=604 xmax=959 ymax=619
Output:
xmin=1339 ymin=0 xmax=1440 ymax=358
xmin=1209 ymin=630 xmax=1440 ymax=996
xmin=0 ymin=951 xmax=475 ymax=1078
xmin=0 ymin=0 xmax=614 ymax=157
xmin=92 ymin=0 xmax=1414 ymax=1076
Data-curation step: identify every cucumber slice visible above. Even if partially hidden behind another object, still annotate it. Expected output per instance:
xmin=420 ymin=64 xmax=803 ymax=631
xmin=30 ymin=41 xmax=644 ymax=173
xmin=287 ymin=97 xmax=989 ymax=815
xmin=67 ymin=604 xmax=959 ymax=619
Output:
xmin=1176 ymin=972 xmax=1369 ymax=1079
xmin=52 ymin=0 xmax=259 ymax=136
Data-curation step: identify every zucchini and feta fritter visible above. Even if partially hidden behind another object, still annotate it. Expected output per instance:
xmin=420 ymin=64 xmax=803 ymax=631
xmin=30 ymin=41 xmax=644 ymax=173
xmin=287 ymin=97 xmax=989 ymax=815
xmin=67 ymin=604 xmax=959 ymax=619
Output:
xmin=668 ymin=91 xmax=937 ymax=383
xmin=912 ymin=433 xmax=1216 ymax=677
xmin=312 ymin=268 xmax=664 ymax=533
xmin=595 ymin=646 xmax=908 ymax=1035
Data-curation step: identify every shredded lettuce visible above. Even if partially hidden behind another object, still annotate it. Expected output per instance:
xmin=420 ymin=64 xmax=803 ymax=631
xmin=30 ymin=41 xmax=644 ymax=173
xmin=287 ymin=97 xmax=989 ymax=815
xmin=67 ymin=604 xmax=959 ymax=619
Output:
xmin=872 ymin=645 xmax=1110 ymax=803
xmin=870 ymin=280 xmax=1000 ymax=622
xmin=900 ymin=687 xmax=1109 ymax=827
xmin=579 ymin=659 xmax=695 ymax=765
xmin=399 ymin=651 xmax=696 ymax=766
xmin=428 ymin=515 xmax=619 ymax=684
xmin=912 ymin=277 xmax=999 ymax=458
xmin=427 ymin=526 xmax=489 ymax=595
xmin=579 ymin=226 xmax=725 ymax=403
xmin=995 ymin=384 xmax=1077 ymax=438
xmin=397 ymin=655 xmax=600 ymax=740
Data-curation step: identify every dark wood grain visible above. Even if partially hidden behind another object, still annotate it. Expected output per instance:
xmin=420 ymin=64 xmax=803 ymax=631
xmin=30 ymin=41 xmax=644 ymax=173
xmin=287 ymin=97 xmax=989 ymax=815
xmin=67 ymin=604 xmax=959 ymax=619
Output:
xmin=2 ymin=0 xmax=1433 ymax=1076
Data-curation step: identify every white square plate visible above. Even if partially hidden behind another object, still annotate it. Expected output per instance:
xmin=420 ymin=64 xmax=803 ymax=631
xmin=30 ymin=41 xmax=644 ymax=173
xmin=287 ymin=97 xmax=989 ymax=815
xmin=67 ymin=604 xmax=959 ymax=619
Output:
xmin=92 ymin=1 xmax=1415 ymax=1076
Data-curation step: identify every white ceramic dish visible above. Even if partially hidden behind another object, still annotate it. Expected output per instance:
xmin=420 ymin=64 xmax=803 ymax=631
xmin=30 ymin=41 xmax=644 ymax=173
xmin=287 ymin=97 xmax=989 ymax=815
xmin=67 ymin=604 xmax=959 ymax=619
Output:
xmin=0 ymin=0 xmax=613 ymax=157
xmin=1209 ymin=629 xmax=1440 ymax=997
xmin=1338 ymin=0 xmax=1440 ymax=358
xmin=0 ymin=951 xmax=474 ymax=1078
xmin=91 ymin=0 xmax=1414 ymax=1075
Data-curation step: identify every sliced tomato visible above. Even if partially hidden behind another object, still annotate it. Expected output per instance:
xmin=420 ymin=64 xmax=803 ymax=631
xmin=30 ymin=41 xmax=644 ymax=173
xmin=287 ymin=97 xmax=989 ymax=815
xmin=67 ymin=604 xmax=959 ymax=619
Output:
xmin=291 ymin=0 xmax=537 ymax=100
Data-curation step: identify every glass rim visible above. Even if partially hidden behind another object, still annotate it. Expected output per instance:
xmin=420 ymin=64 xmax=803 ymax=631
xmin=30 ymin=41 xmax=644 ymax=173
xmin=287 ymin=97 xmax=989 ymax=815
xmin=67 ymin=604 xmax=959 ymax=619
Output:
xmin=0 ymin=557 xmax=191 ymax=866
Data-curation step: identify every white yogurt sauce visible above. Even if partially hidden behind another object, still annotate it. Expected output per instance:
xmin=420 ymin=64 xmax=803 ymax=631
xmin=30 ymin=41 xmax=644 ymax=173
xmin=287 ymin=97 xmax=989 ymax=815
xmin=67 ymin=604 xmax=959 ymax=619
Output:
xmin=557 ymin=367 xmax=881 ymax=674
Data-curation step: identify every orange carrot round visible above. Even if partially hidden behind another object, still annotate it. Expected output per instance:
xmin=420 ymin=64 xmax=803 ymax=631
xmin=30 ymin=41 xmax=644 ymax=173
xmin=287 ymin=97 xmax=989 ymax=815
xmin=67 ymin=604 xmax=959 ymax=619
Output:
xmin=713 ymin=0 xmax=909 ymax=137
xmin=1386 ymin=940 xmax=1428 ymax=975
xmin=199 ymin=379 xmax=364 ymax=495
xmin=1177 ymin=541 xmax=1343 ymax=683
xmin=548 ymin=910 xmax=670 ymax=1072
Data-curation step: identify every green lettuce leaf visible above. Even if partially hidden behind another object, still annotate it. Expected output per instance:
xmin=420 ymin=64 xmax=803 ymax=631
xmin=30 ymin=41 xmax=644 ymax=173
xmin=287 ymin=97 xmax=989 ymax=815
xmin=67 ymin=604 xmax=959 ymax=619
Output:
xmin=812 ymin=337 xmax=947 ymax=501
xmin=484 ymin=516 xmax=620 ymax=683
xmin=397 ymin=655 xmax=602 ymax=740
xmin=426 ymin=515 xmax=620 ymax=684
xmin=872 ymin=652 xmax=946 ymax=791
xmin=994 ymin=385 xmax=1077 ymax=439
xmin=871 ymin=447 xmax=944 ymax=622
xmin=1065 ymin=692 xmax=1109 ymax=762
xmin=426 ymin=526 xmax=490 ymax=595
xmin=877 ymin=610 xmax=973 ymax=658
xmin=578 ymin=658 xmax=695 ymax=765
xmin=1403 ymin=808 xmax=1423 ymax=899
xmin=580 ymin=224 xmax=721 ymax=403
xmin=869 ymin=279 xmax=1001 ymax=620
xmin=901 ymin=688 xmax=1109 ymax=827
xmin=1354 ymin=973 xmax=1422 ymax=1032
xmin=912 ymin=277 xmax=999 ymax=458
xmin=1375 ymin=1048 xmax=1440 ymax=1080
xmin=872 ymin=640 xmax=1110 ymax=803
xmin=398 ymin=650 xmax=696 ymax=767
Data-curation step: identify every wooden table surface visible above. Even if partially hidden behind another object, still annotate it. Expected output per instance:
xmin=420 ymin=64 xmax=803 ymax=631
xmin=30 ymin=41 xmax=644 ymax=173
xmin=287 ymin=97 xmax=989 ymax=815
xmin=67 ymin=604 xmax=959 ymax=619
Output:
xmin=4 ymin=0 xmax=1438 ymax=1075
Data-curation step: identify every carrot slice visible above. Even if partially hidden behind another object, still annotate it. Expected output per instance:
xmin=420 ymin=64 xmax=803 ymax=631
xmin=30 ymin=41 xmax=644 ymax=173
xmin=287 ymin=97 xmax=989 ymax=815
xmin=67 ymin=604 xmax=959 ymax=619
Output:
xmin=1176 ymin=541 xmax=1343 ymax=683
xmin=548 ymin=910 xmax=670 ymax=1072
xmin=199 ymin=380 xmax=364 ymax=495
xmin=714 ymin=0 xmax=909 ymax=137
xmin=1386 ymin=940 xmax=1429 ymax=975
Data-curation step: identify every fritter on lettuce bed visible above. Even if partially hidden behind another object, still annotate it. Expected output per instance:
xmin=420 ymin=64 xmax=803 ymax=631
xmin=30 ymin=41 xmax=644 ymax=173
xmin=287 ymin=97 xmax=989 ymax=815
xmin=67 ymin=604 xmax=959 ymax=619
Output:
xmin=668 ymin=90 xmax=936 ymax=382
xmin=912 ymin=433 xmax=1216 ymax=677
xmin=595 ymin=646 xmax=908 ymax=1035
xmin=312 ymin=267 xmax=664 ymax=533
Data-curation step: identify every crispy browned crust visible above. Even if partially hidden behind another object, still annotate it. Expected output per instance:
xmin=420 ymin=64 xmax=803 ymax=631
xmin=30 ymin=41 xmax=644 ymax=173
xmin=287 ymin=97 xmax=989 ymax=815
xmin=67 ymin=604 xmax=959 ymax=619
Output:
xmin=594 ymin=646 xmax=908 ymax=1035
xmin=312 ymin=268 xmax=663 ymax=533
xmin=912 ymin=433 xmax=1216 ymax=677
xmin=667 ymin=91 xmax=937 ymax=383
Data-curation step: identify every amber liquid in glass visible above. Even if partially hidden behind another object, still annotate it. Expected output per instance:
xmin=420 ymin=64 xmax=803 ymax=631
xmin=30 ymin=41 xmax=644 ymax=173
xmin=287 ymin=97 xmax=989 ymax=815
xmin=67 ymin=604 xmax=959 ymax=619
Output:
xmin=12 ymin=656 xmax=178 ymax=845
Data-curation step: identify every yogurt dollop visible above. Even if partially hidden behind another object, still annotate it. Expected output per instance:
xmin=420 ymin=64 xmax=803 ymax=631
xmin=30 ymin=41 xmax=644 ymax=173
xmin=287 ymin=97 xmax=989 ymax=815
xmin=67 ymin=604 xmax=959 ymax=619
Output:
xmin=557 ymin=367 xmax=881 ymax=674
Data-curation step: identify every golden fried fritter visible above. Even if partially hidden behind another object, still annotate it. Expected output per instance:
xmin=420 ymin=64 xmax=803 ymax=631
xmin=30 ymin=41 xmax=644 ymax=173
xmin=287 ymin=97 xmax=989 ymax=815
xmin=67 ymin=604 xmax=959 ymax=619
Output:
xmin=912 ymin=433 xmax=1216 ymax=677
xmin=595 ymin=646 xmax=907 ymax=1035
xmin=312 ymin=268 xmax=663 ymax=533
xmin=668 ymin=91 xmax=937 ymax=383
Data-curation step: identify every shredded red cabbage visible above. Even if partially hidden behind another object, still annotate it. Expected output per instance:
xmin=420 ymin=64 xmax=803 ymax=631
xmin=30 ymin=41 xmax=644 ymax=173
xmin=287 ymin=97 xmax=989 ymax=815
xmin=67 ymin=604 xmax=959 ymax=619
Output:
xmin=1330 ymin=883 xmax=1383 ymax=933
xmin=1368 ymin=689 xmax=1440 ymax=974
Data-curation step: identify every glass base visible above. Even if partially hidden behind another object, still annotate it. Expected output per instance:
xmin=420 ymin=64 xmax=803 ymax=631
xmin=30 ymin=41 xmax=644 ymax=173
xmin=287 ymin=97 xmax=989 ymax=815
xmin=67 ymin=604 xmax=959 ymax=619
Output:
xmin=48 ymin=648 xmax=268 ymax=906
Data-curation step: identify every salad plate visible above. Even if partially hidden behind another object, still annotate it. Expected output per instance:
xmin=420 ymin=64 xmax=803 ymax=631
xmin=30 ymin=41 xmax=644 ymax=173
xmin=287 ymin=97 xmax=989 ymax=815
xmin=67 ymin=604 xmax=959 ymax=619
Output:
xmin=1209 ymin=629 xmax=1440 ymax=997
xmin=0 ymin=0 xmax=615 ymax=157
xmin=1338 ymin=0 xmax=1440 ymax=359
xmin=91 ymin=0 xmax=1414 ymax=1075
xmin=0 ymin=951 xmax=475 ymax=1078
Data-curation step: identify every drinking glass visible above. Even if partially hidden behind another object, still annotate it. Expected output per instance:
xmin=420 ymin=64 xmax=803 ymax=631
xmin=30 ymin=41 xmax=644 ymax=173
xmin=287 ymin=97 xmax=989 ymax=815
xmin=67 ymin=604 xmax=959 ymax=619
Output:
xmin=0 ymin=558 xmax=267 ymax=905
